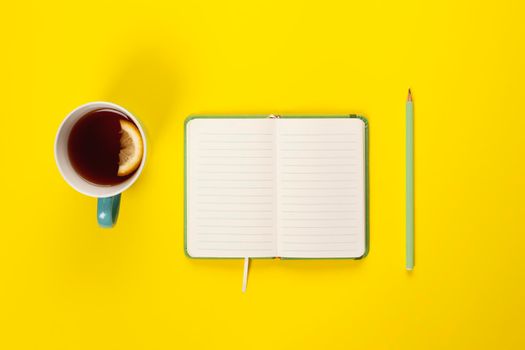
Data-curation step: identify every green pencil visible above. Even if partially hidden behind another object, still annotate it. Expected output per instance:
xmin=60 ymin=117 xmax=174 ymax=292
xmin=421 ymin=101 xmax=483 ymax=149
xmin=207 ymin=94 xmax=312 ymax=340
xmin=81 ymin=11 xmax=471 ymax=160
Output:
xmin=406 ymin=89 xmax=414 ymax=270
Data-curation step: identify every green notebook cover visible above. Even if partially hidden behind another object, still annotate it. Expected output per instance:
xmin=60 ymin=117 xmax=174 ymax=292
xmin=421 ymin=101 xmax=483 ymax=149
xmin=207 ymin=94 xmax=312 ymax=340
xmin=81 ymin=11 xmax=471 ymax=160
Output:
xmin=184 ymin=115 xmax=369 ymax=260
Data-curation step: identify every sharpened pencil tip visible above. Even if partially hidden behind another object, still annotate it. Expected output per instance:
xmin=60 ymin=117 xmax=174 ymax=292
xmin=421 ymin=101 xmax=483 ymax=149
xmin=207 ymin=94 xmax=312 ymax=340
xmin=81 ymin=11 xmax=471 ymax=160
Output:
xmin=407 ymin=88 xmax=412 ymax=102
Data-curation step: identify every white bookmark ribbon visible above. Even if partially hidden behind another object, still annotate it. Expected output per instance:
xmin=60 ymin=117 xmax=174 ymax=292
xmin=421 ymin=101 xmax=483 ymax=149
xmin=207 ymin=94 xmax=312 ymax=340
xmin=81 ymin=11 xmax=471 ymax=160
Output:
xmin=242 ymin=257 xmax=250 ymax=293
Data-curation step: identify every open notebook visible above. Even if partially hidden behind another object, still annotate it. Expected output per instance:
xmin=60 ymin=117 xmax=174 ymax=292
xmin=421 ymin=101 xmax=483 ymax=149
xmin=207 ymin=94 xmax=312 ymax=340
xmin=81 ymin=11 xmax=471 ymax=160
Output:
xmin=185 ymin=116 xmax=368 ymax=259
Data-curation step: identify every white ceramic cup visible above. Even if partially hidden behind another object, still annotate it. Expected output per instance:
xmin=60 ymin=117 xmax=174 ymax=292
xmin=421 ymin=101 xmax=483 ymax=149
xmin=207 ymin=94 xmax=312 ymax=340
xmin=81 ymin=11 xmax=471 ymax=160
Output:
xmin=55 ymin=101 xmax=147 ymax=227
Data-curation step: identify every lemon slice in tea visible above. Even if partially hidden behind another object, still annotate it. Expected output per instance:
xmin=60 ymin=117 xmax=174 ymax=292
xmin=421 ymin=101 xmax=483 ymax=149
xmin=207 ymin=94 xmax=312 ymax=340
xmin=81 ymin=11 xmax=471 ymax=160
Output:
xmin=118 ymin=120 xmax=144 ymax=176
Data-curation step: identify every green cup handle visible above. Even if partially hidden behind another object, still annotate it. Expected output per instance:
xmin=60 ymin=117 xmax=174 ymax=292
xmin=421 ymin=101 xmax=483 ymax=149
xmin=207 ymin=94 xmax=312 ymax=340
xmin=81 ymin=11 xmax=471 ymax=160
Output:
xmin=97 ymin=194 xmax=121 ymax=228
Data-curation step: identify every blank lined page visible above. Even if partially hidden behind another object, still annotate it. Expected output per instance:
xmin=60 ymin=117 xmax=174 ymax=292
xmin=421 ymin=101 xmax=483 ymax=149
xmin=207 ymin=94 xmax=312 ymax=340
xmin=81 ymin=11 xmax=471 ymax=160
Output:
xmin=276 ymin=118 xmax=366 ymax=258
xmin=186 ymin=118 xmax=277 ymax=258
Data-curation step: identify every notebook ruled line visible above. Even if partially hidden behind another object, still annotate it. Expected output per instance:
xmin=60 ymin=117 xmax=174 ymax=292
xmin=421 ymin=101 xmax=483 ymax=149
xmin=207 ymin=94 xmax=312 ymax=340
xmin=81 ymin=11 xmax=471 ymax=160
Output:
xmin=199 ymin=141 xmax=272 ymax=144
xmin=280 ymin=202 xmax=356 ymax=206
xmin=196 ymin=225 xmax=273 ymax=228
xmin=198 ymin=240 xmax=274 ymax=244
xmin=281 ymin=163 xmax=355 ymax=167
xmin=198 ymin=156 xmax=273 ymax=159
xmin=197 ymin=233 xmax=273 ymax=236
xmin=198 ymin=148 xmax=273 ymax=151
xmin=280 ymin=156 xmax=356 ymax=159
xmin=279 ymin=141 xmax=357 ymax=144
xmin=280 ymin=233 xmax=357 ymax=237
xmin=197 ymin=248 xmax=274 ymax=252
xmin=196 ymin=209 xmax=273 ymax=212
xmin=280 ymin=194 xmax=356 ymax=198
xmin=281 ymin=226 xmax=357 ymax=229
xmin=197 ymin=171 xmax=273 ymax=174
xmin=279 ymin=133 xmax=357 ymax=136
xmin=280 ymin=179 xmax=352 ymax=182
xmin=280 ymin=148 xmax=355 ymax=152
xmin=200 ymin=132 xmax=272 ymax=136
xmin=197 ymin=202 xmax=272 ymax=205
xmin=281 ymin=210 xmax=355 ymax=213
xmin=280 ymin=187 xmax=356 ymax=190
xmin=197 ymin=194 xmax=272 ymax=197
xmin=280 ymin=249 xmax=356 ymax=252
xmin=280 ymin=218 xmax=356 ymax=221
xmin=196 ymin=217 xmax=273 ymax=220
xmin=197 ymin=186 xmax=273 ymax=190
xmin=198 ymin=164 xmax=273 ymax=167
xmin=281 ymin=171 xmax=356 ymax=175
xmin=281 ymin=241 xmax=357 ymax=244
xmin=197 ymin=179 xmax=273 ymax=182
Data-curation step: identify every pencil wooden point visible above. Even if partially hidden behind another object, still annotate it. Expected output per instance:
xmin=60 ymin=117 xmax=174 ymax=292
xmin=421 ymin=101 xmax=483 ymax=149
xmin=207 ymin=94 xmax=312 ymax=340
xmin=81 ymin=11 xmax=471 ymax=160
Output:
xmin=407 ymin=89 xmax=412 ymax=102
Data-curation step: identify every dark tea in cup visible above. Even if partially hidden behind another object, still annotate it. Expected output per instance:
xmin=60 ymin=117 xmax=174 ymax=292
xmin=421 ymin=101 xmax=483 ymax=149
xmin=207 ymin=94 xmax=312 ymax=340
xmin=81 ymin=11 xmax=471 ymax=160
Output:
xmin=67 ymin=108 xmax=144 ymax=186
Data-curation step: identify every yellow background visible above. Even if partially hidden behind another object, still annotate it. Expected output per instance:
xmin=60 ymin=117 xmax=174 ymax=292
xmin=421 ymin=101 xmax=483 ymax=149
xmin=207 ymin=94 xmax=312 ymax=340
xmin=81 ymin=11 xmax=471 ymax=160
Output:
xmin=1 ymin=1 xmax=524 ymax=349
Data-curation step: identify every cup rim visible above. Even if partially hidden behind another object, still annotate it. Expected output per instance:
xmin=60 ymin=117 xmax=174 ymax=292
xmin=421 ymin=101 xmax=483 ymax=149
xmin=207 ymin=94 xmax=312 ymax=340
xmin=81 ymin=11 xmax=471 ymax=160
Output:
xmin=54 ymin=101 xmax=147 ymax=198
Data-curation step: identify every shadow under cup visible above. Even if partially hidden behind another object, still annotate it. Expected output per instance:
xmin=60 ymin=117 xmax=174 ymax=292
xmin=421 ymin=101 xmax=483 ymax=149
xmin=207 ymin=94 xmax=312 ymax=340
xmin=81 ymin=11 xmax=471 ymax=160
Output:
xmin=55 ymin=102 xmax=147 ymax=227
